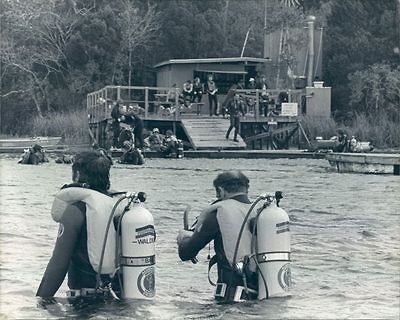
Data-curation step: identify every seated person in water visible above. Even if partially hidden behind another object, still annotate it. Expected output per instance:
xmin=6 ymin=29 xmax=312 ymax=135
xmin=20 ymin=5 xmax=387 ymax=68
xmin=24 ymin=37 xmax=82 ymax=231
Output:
xmin=119 ymin=141 xmax=145 ymax=165
xmin=161 ymin=130 xmax=178 ymax=157
xmin=19 ymin=144 xmax=49 ymax=165
xmin=177 ymin=171 xmax=258 ymax=303
xmin=36 ymin=151 xmax=120 ymax=298
xmin=92 ymin=142 xmax=113 ymax=165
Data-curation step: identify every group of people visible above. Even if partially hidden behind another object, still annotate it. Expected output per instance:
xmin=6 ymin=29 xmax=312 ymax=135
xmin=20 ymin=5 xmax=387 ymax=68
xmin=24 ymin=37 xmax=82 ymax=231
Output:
xmin=223 ymin=75 xmax=287 ymax=118
xmin=36 ymin=149 xmax=263 ymax=303
xmin=145 ymin=128 xmax=183 ymax=158
xmin=109 ymin=100 xmax=146 ymax=164
xmin=333 ymin=130 xmax=373 ymax=153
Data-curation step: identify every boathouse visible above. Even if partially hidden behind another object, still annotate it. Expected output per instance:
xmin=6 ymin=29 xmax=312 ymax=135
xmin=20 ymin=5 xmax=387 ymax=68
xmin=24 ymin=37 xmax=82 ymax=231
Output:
xmin=153 ymin=57 xmax=269 ymax=94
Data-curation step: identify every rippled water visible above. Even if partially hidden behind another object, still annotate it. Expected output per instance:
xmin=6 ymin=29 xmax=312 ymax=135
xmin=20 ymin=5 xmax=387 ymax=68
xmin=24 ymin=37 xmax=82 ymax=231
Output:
xmin=0 ymin=155 xmax=399 ymax=319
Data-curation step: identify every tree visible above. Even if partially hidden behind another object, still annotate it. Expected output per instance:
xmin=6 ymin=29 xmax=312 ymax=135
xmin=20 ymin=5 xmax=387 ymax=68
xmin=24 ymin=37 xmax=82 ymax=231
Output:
xmin=117 ymin=0 xmax=159 ymax=87
xmin=348 ymin=64 xmax=400 ymax=119
xmin=0 ymin=0 xmax=87 ymax=117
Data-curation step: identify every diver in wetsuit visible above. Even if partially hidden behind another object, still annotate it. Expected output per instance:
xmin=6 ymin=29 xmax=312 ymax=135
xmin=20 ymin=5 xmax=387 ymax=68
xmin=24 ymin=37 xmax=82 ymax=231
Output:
xmin=36 ymin=151 xmax=117 ymax=298
xmin=177 ymin=171 xmax=258 ymax=303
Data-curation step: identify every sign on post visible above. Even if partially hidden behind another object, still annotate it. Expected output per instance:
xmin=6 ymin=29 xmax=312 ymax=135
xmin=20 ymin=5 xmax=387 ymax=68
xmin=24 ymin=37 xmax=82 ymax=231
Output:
xmin=281 ymin=103 xmax=298 ymax=116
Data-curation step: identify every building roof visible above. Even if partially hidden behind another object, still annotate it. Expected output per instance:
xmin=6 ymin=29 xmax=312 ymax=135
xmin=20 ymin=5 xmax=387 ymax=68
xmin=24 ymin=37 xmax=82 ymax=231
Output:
xmin=153 ymin=57 xmax=271 ymax=68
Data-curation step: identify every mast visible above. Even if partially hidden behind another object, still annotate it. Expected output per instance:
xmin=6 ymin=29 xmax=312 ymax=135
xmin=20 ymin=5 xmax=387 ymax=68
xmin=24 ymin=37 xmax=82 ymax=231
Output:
xmin=306 ymin=15 xmax=316 ymax=86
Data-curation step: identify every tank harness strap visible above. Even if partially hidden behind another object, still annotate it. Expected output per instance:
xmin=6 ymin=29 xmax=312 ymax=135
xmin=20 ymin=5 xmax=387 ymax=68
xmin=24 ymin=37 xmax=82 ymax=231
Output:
xmin=67 ymin=284 xmax=120 ymax=300
xmin=214 ymin=283 xmax=258 ymax=303
xmin=207 ymin=255 xmax=218 ymax=286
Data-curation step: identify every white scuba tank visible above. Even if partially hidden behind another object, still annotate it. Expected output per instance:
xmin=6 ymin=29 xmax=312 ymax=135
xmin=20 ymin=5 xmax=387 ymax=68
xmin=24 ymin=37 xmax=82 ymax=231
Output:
xmin=256 ymin=201 xmax=291 ymax=299
xmin=120 ymin=203 xmax=156 ymax=299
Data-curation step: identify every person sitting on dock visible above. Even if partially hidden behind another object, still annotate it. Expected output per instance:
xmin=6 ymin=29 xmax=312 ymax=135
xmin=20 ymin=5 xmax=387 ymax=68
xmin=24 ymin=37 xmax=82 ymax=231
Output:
xmin=161 ymin=130 xmax=178 ymax=158
xmin=182 ymin=80 xmax=194 ymax=107
xmin=192 ymin=77 xmax=203 ymax=103
xmin=225 ymin=93 xmax=245 ymax=142
xmin=147 ymin=128 xmax=164 ymax=152
xmin=119 ymin=141 xmax=145 ymax=165
xmin=333 ymin=129 xmax=349 ymax=152
xmin=18 ymin=144 xmax=49 ymax=165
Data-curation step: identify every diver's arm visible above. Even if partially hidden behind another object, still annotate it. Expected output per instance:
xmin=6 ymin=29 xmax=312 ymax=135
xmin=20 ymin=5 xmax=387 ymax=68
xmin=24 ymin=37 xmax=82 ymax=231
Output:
xmin=36 ymin=203 xmax=84 ymax=297
xmin=177 ymin=209 xmax=219 ymax=261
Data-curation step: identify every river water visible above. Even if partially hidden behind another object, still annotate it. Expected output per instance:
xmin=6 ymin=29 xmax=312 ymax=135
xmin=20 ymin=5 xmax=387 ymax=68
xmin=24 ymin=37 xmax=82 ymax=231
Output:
xmin=0 ymin=155 xmax=399 ymax=319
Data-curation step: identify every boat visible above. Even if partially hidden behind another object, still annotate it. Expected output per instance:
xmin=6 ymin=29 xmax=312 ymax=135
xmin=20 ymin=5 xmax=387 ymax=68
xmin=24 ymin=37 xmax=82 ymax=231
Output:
xmin=0 ymin=136 xmax=62 ymax=149
xmin=326 ymin=152 xmax=400 ymax=175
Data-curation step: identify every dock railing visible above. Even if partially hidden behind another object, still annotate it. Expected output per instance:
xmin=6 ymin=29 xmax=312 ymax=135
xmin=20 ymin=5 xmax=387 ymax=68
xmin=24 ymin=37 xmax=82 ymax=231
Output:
xmin=87 ymin=85 xmax=305 ymax=123
xmin=235 ymin=88 xmax=304 ymax=121
xmin=87 ymin=85 xmax=181 ymax=123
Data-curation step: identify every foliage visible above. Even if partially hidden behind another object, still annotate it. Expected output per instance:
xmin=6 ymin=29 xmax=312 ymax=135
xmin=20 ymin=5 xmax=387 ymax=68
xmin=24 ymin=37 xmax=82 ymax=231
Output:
xmin=300 ymin=112 xmax=400 ymax=148
xmin=348 ymin=63 xmax=400 ymax=118
xmin=1 ymin=0 xmax=398 ymax=147
xmin=319 ymin=0 xmax=398 ymax=113
xmin=29 ymin=110 xmax=90 ymax=145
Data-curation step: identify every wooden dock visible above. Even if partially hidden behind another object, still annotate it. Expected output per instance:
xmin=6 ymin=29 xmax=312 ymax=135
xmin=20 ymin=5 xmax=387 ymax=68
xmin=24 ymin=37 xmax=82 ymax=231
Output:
xmin=326 ymin=153 xmax=400 ymax=175
xmin=181 ymin=118 xmax=246 ymax=150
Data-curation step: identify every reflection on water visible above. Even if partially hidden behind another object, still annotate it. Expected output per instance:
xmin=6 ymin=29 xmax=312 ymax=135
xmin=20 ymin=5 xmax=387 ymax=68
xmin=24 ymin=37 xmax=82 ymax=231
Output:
xmin=0 ymin=156 xmax=399 ymax=319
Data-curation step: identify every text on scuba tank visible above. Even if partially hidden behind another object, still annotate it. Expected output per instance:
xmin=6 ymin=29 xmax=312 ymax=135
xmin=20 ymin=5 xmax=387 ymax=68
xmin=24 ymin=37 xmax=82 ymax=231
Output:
xmin=133 ymin=225 xmax=156 ymax=244
xmin=276 ymin=221 xmax=290 ymax=234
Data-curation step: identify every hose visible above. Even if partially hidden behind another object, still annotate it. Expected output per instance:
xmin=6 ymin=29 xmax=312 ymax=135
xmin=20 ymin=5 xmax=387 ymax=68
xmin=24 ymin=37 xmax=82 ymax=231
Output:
xmin=230 ymin=194 xmax=274 ymax=298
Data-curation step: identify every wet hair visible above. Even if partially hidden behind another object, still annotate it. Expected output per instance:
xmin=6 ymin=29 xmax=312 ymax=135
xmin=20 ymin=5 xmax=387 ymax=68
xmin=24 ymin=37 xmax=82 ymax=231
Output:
xmin=213 ymin=170 xmax=249 ymax=193
xmin=72 ymin=151 xmax=111 ymax=192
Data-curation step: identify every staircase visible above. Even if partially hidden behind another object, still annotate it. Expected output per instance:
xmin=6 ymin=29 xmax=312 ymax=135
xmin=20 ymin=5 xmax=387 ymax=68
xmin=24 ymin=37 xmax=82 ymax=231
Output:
xmin=181 ymin=118 xmax=247 ymax=150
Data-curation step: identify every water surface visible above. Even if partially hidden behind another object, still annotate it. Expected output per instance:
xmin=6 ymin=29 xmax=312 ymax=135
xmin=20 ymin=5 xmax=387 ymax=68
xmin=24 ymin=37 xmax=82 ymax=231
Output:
xmin=0 ymin=156 xmax=399 ymax=319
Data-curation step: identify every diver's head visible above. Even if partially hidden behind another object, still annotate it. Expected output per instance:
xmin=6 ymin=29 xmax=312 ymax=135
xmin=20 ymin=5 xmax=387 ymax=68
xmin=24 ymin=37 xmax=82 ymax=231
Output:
xmin=213 ymin=170 xmax=249 ymax=200
xmin=72 ymin=151 xmax=111 ymax=193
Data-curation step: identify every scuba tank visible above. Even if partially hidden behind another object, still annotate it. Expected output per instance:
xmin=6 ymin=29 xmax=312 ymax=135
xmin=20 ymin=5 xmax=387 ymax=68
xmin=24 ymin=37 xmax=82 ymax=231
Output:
xmin=98 ymin=191 xmax=156 ymax=300
xmin=255 ymin=193 xmax=291 ymax=299
xmin=232 ymin=191 xmax=291 ymax=301
xmin=177 ymin=140 xmax=184 ymax=158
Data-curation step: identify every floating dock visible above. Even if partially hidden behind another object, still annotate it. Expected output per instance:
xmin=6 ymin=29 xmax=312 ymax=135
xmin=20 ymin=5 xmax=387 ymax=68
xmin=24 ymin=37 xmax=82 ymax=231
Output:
xmin=326 ymin=153 xmax=400 ymax=175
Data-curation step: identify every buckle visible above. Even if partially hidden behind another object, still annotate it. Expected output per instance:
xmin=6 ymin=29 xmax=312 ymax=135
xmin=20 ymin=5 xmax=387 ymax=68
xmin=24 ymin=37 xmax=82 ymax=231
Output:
xmin=214 ymin=283 xmax=227 ymax=298
xmin=233 ymin=286 xmax=247 ymax=302
xmin=66 ymin=290 xmax=81 ymax=298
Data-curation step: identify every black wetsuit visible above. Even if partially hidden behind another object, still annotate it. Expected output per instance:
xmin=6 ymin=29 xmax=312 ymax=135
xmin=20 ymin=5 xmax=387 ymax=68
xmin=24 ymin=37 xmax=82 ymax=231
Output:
xmin=36 ymin=201 xmax=98 ymax=297
xmin=178 ymin=195 xmax=258 ymax=302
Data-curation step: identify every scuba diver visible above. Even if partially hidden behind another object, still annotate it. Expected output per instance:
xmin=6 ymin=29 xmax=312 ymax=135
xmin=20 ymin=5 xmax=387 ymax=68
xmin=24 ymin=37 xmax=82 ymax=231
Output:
xmin=177 ymin=170 xmax=291 ymax=303
xmin=118 ymin=141 xmax=145 ymax=165
xmin=177 ymin=171 xmax=258 ymax=303
xmin=36 ymin=151 xmax=155 ymax=300
xmin=18 ymin=144 xmax=49 ymax=165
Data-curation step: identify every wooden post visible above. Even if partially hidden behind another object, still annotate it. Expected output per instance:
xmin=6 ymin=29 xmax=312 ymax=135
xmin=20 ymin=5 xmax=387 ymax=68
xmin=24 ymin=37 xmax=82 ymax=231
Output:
xmin=145 ymin=87 xmax=149 ymax=118
xmin=117 ymin=86 xmax=121 ymax=100
xmin=175 ymin=88 xmax=179 ymax=120
xmin=255 ymin=90 xmax=260 ymax=121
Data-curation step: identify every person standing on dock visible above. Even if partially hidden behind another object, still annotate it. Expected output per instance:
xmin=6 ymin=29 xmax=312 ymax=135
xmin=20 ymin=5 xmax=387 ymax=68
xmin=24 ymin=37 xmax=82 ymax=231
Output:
xmin=205 ymin=74 xmax=218 ymax=116
xmin=110 ymin=100 xmax=122 ymax=149
xmin=225 ymin=93 xmax=245 ymax=142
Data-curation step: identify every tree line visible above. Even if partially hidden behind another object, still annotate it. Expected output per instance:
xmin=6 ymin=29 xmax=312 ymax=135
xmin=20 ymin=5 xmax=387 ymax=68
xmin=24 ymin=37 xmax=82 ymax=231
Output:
xmin=0 ymin=0 xmax=398 ymax=134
